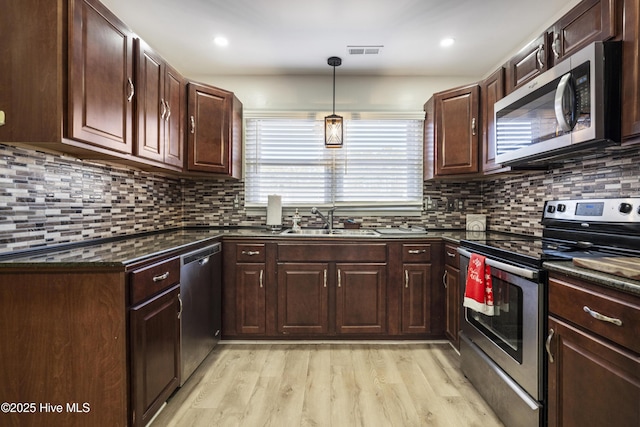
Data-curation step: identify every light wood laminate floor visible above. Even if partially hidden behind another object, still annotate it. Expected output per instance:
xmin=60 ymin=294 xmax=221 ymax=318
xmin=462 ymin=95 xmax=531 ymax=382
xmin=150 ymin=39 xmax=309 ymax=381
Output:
xmin=152 ymin=342 xmax=503 ymax=427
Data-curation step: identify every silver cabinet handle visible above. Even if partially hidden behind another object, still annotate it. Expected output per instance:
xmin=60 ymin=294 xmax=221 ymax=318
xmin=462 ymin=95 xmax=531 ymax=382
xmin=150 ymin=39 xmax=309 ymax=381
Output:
xmin=242 ymin=250 xmax=260 ymax=256
xmin=583 ymin=306 xmax=622 ymax=326
xmin=546 ymin=328 xmax=554 ymax=363
xmin=177 ymin=293 xmax=183 ymax=320
xmin=551 ymin=33 xmax=561 ymax=59
xmin=160 ymin=99 xmax=167 ymax=120
xmin=337 ymin=269 xmax=341 ymax=288
xmin=127 ymin=78 xmax=135 ymax=102
xmin=190 ymin=115 xmax=195 ymax=134
xmin=442 ymin=270 xmax=447 ymax=288
xmin=324 ymin=269 xmax=327 ymax=288
xmin=536 ymin=44 xmax=545 ymax=69
xmin=405 ymin=270 xmax=409 ymax=288
xmin=259 ymin=269 xmax=264 ymax=288
xmin=408 ymin=249 xmax=426 ymax=254
xmin=471 ymin=117 xmax=477 ymax=136
xmin=165 ymin=102 xmax=171 ymax=121
xmin=446 ymin=251 xmax=456 ymax=258
xmin=152 ymin=271 xmax=170 ymax=282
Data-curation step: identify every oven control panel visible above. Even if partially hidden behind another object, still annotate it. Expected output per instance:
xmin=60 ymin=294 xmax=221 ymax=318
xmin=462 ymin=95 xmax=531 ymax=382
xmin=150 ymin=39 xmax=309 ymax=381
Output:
xmin=543 ymin=198 xmax=640 ymax=222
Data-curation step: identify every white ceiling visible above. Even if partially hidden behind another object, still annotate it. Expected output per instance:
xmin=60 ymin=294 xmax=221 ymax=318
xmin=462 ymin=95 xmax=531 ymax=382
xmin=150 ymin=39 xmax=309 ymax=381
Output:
xmin=100 ymin=0 xmax=580 ymax=77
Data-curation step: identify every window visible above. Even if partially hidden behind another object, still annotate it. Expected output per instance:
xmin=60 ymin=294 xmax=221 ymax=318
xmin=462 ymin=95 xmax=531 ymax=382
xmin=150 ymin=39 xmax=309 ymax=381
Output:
xmin=245 ymin=114 xmax=423 ymax=214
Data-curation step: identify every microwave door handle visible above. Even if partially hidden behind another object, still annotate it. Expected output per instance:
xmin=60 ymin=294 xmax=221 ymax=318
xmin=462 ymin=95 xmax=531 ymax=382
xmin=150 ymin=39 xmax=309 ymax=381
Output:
xmin=554 ymin=73 xmax=576 ymax=132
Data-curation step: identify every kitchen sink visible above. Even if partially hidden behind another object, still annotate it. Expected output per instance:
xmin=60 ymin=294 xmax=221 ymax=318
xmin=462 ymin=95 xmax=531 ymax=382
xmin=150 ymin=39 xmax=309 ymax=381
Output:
xmin=280 ymin=228 xmax=381 ymax=237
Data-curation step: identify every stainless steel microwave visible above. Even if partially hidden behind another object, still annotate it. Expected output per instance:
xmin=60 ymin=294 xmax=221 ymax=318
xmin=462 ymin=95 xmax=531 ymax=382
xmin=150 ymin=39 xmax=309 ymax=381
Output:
xmin=494 ymin=41 xmax=621 ymax=166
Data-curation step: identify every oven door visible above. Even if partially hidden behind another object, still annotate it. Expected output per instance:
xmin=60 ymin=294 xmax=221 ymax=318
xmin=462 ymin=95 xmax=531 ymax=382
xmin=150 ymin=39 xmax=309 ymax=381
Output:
xmin=458 ymin=248 xmax=544 ymax=401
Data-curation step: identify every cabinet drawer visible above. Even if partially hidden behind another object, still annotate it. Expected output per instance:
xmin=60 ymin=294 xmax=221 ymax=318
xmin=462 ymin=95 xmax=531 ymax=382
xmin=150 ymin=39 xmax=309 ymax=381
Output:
xmin=549 ymin=277 xmax=640 ymax=354
xmin=402 ymin=244 xmax=432 ymax=262
xmin=444 ymin=243 xmax=459 ymax=267
xmin=130 ymin=257 xmax=180 ymax=305
xmin=236 ymin=244 xmax=266 ymax=262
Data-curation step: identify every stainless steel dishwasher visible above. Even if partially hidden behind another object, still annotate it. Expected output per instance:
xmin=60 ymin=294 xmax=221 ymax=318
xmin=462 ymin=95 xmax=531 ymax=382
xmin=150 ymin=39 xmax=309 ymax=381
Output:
xmin=179 ymin=242 xmax=222 ymax=385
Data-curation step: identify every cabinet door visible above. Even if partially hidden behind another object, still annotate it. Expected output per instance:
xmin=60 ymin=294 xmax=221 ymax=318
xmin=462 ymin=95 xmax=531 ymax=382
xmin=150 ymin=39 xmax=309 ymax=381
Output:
xmin=186 ymin=82 xmax=231 ymax=174
xmin=444 ymin=264 xmax=460 ymax=348
xmin=506 ymin=33 xmax=550 ymax=93
xmin=68 ymin=0 xmax=134 ymax=154
xmin=136 ymin=40 xmax=165 ymax=163
xmin=548 ymin=0 xmax=616 ymax=64
xmin=236 ymin=263 xmax=266 ymax=335
xmin=547 ymin=316 xmax=640 ymax=427
xmin=401 ymin=263 xmax=432 ymax=334
xmin=434 ymin=84 xmax=480 ymax=176
xmin=164 ymin=63 xmax=185 ymax=168
xmin=277 ymin=262 xmax=329 ymax=335
xmin=336 ymin=263 xmax=387 ymax=334
xmin=480 ymin=67 xmax=507 ymax=173
xmin=130 ymin=285 xmax=180 ymax=427
xmin=622 ymin=0 xmax=640 ymax=141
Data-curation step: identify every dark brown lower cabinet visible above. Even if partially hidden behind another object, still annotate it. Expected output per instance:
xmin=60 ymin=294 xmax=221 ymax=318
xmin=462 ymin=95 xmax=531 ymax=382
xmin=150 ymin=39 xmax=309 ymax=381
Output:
xmin=236 ymin=263 xmax=267 ymax=335
xmin=276 ymin=262 xmax=386 ymax=335
xmin=130 ymin=285 xmax=181 ymax=427
xmin=547 ymin=316 xmax=640 ymax=427
xmin=443 ymin=263 xmax=460 ymax=347
xmin=547 ymin=273 xmax=640 ymax=427
xmin=336 ymin=263 xmax=387 ymax=334
xmin=277 ymin=262 xmax=329 ymax=334
xmin=401 ymin=263 xmax=432 ymax=334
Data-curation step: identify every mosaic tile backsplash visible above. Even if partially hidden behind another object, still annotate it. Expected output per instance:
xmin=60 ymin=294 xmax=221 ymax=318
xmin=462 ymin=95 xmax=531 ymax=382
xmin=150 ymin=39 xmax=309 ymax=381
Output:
xmin=0 ymin=143 xmax=638 ymax=253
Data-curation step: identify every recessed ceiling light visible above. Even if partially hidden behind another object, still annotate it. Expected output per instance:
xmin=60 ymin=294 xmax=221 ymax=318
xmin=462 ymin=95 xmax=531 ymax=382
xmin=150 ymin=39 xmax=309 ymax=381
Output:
xmin=213 ymin=36 xmax=229 ymax=47
xmin=440 ymin=38 xmax=455 ymax=48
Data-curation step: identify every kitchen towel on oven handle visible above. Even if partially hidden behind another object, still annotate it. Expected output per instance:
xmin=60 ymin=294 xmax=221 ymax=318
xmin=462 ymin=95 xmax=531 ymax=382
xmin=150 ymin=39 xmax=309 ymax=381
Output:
xmin=463 ymin=253 xmax=496 ymax=316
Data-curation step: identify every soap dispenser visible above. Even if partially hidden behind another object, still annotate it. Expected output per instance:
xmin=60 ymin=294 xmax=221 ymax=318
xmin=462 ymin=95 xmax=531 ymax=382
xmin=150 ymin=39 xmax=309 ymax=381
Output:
xmin=292 ymin=209 xmax=301 ymax=232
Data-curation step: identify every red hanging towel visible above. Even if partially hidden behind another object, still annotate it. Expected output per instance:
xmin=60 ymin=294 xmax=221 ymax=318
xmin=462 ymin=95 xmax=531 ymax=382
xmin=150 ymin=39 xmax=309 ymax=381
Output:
xmin=463 ymin=253 xmax=496 ymax=316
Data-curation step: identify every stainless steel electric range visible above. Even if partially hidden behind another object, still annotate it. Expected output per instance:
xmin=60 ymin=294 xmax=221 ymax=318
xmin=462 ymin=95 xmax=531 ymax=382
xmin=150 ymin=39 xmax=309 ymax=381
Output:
xmin=457 ymin=198 xmax=640 ymax=427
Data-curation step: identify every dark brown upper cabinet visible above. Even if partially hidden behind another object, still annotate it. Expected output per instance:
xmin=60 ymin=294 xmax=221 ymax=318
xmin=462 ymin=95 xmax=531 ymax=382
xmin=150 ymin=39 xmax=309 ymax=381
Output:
xmin=480 ymin=67 xmax=508 ymax=173
xmin=186 ymin=82 xmax=243 ymax=178
xmin=621 ymin=0 xmax=640 ymax=143
xmin=547 ymin=0 xmax=616 ymax=65
xmin=505 ymin=33 xmax=551 ymax=94
xmin=135 ymin=39 xmax=185 ymax=170
xmin=68 ymin=0 xmax=135 ymax=154
xmin=433 ymin=84 xmax=480 ymax=176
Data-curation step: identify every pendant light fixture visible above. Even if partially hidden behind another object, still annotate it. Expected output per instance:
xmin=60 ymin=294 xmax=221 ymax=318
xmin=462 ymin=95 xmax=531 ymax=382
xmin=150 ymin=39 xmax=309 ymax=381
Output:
xmin=325 ymin=56 xmax=343 ymax=147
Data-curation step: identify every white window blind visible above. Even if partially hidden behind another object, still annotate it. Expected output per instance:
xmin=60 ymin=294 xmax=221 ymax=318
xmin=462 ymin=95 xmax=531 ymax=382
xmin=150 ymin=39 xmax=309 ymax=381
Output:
xmin=245 ymin=116 xmax=423 ymax=210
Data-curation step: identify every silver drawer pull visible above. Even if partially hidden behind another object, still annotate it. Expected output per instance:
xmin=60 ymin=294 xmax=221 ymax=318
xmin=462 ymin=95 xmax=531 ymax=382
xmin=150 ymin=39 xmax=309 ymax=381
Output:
xmin=583 ymin=306 xmax=623 ymax=326
xmin=242 ymin=250 xmax=260 ymax=256
xmin=152 ymin=272 xmax=170 ymax=282
xmin=446 ymin=251 xmax=456 ymax=258
xmin=408 ymin=249 xmax=426 ymax=254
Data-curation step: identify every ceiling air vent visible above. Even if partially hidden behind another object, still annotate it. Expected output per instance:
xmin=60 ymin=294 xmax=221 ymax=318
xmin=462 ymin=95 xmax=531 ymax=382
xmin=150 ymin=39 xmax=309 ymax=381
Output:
xmin=347 ymin=45 xmax=383 ymax=55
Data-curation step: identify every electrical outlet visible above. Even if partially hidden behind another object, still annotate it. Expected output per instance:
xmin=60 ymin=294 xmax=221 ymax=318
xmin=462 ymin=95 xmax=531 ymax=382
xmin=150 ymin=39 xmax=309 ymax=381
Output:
xmin=446 ymin=199 xmax=455 ymax=211
xmin=424 ymin=196 xmax=434 ymax=210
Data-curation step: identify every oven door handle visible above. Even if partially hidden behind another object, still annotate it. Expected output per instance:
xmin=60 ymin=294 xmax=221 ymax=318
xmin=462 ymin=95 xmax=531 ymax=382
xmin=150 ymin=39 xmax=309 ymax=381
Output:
xmin=457 ymin=247 xmax=538 ymax=281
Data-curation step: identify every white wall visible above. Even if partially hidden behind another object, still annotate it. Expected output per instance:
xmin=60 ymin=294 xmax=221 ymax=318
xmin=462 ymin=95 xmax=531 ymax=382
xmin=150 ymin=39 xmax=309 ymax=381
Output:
xmin=187 ymin=74 xmax=477 ymax=113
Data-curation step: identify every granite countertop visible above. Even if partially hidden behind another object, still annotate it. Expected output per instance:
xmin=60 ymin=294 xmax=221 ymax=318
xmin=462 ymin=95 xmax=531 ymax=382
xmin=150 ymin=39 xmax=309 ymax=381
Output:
xmin=0 ymin=229 xmax=224 ymax=267
xmin=0 ymin=227 xmax=472 ymax=267
xmin=544 ymin=260 xmax=640 ymax=298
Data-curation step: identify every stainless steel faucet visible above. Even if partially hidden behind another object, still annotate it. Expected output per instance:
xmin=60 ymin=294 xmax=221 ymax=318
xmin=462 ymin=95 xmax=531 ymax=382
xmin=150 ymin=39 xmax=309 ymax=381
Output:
xmin=311 ymin=207 xmax=336 ymax=231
